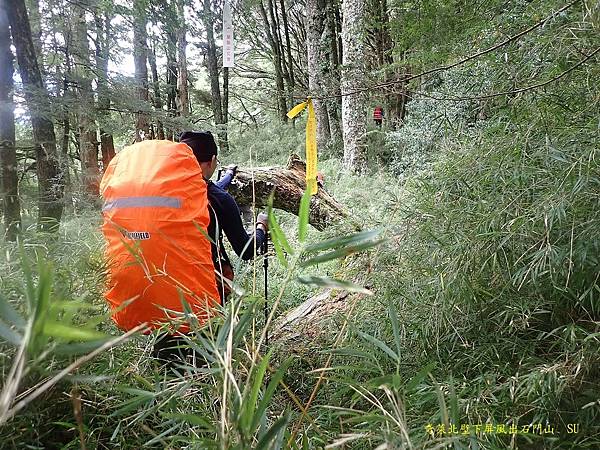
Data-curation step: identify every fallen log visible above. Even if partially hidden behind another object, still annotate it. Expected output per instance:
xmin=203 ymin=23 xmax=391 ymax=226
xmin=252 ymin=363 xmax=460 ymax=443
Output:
xmin=226 ymin=154 xmax=350 ymax=230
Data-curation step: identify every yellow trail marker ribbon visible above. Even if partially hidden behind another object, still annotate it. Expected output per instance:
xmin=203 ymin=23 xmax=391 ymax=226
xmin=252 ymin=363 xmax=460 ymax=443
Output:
xmin=287 ymin=98 xmax=318 ymax=195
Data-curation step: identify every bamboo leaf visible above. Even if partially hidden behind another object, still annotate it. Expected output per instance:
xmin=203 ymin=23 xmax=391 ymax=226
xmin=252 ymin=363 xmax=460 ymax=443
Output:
xmin=298 ymin=188 xmax=311 ymax=243
xmin=297 ymin=276 xmax=372 ymax=295
xmin=252 ymin=358 xmax=293 ymax=434
xmin=300 ymin=239 xmax=384 ymax=267
xmin=163 ymin=413 xmax=214 ymax=430
xmin=304 ymin=229 xmax=382 ymax=253
xmin=406 ymin=362 xmax=435 ymax=392
xmin=0 ymin=319 xmax=23 ymax=346
xmin=242 ymin=351 xmax=271 ymax=434
xmin=43 ymin=321 xmax=106 ymax=341
xmin=267 ymin=194 xmax=292 ymax=266
xmin=356 ymin=330 xmax=399 ymax=362
xmin=388 ymin=304 xmax=402 ymax=361
xmin=0 ymin=293 xmax=26 ymax=329
xmin=255 ymin=414 xmax=289 ymax=450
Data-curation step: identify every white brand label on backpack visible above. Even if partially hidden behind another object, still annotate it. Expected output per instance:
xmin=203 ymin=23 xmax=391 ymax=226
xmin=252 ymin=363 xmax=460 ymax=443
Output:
xmin=122 ymin=230 xmax=151 ymax=240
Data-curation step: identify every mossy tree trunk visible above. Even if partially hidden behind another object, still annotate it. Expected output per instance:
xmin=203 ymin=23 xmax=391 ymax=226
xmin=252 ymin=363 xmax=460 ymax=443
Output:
xmin=226 ymin=155 xmax=350 ymax=230
xmin=72 ymin=0 xmax=100 ymax=200
xmin=133 ymin=0 xmax=150 ymax=141
xmin=307 ymin=0 xmax=331 ymax=149
xmin=7 ymin=0 xmax=63 ymax=231
xmin=95 ymin=11 xmax=116 ymax=169
xmin=0 ymin=0 xmax=20 ymax=240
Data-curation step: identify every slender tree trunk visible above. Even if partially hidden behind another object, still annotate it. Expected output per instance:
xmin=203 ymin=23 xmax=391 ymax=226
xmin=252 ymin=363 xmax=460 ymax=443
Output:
xmin=201 ymin=0 xmax=228 ymax=150
xmin=306 ymin=0 xmax=331 ymax=149
xmin=149 ymin=40 xmax=165 ymax=139
xmin=258 ymin=0 xmax=287 ymax=122
xmin=95 ymin=12 xmax=116 ymax=169
xmin=59 ymin=18 xmax=73 ymax=211
xmin=165 ymin=28 xmax=177 ymax=139
xmin=72 ymin=0 xmax=100 ymax=200
xmin=325 ymin=0 xmax=342 ymax=145
xmin=60 ymin=76 xmax=73 ymax=211
xmin=133 ymin=0 xmax=150 ymax=141
xmin=7 ymin=0 xmax=63 ymax=230
xmin=272 ymin=0 xmax=291 ymax=103
xmin=341 ymin=0 xmax=367 ymax=170
xmin=279 ymin=0 xmax=295 ymax=115
xmin=0 ymin=0 xmax=20 ymax=240
xmin=176 ymin=0 xmax=189 ymax=117
xmin=25 ymin=0 xmax=43 ymax=70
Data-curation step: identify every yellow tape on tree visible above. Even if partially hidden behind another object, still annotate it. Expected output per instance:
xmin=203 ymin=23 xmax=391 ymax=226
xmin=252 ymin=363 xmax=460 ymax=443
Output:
xmin=287 ymin=98 xmax=318 ymax=195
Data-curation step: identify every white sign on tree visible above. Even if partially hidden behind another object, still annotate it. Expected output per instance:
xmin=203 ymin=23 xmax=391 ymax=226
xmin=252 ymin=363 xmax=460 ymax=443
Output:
xmin=223 ymin=1 xmax=234 ymax=67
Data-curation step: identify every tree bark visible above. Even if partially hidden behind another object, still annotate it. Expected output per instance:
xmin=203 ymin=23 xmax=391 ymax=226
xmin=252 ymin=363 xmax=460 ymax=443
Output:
xmin=60 ymin=77 xmax=73 ymax=211
xmin=201 ymin=0 xmax=228 ymax=150
xmin=165 ymin=27 xmax=178 ymax=139
xmin=341 ymin=0 xmax=367 ymax=171
xmin=279 ymin=0 xmax=295 ymax=115
xmin=133 ymin=0 xmax=150 ymax=141
xmin=148 ymin=39 xmax=165 ymax=140
xmin=72 ymin=0 xmax=100 ymax=200
xmin=25 ymin=0 xmax=43 ymax=70
xmin=227 ymin=154 xmax=349 ymax=230
xmin=7 ymin=0 xmax=63 ymax=231
xmin=176 ymin=0 xmax=189 ymax=117
xmin=95 ymin=11 xmax=116 ymax=169
xmin=306 ymin=0 xmax=331 ymax=149
xmin=258 ymin=0 xmax=287 ymax=123
xmin=325 ymin=0 xmax=342 ymax=146
xmin=0 ymin=0 xmax=20 ymax=240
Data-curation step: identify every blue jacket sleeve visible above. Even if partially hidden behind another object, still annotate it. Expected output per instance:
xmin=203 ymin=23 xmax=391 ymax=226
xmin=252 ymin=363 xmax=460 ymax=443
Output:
xmin=212 ymin=188 xmax=266 ymax=260
xmin=215 ymin=170 xmax=234 ymax=190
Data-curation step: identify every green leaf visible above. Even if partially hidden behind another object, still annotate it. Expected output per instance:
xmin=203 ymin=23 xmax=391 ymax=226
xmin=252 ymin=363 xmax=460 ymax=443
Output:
xmin=54 ymin=339 xmax=109 ymax=356
xmin=253 ymin=358 xmax=293 ymax=433
xmin=297 ymin=276 xmax=372 ymax=295
xmin=300 ymin=239 xmax=384 ymax=267
xmin=449 ymin=376 xmax=460 ymax=425
xmin=267 ymin=196 xmax=292 ymax=267
xmin=19 ymin=243 xmax=36 ymax=312
xmin=304 ymin=229 xmax=382 ymax=253
xmin=267 ymin=193 xmax=293 ymax=255
xmin=0 ymin=319 xmax=23 ymax=346
xmin=242 ymin=351 xmax=272 ymax=435
xmin=164 ymin=413 xmax=214 ymax=430
xmin=43 ymin=321 xmax=107 ymax=341
xmin=405 ymin=362 xmax=435 ymax=392
xmin=298 ymin=188 xmax=311 ymax=243
xmin=0 ymin=293 xmax=26 ymax=329
xmin=367 ymin=374 xmax=403 ymax=389
xmin=388 ymin=304 xmax=402 ymax=362
xmin=255 ymin=414 xmax=289 ymax=450
xmin=356 ymin=330 xmax=399 ymax=362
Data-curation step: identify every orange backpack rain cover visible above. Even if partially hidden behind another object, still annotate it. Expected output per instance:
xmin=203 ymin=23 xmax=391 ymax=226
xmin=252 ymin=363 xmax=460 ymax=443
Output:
xmin=100 ymin=140 xmax=220 ymax=331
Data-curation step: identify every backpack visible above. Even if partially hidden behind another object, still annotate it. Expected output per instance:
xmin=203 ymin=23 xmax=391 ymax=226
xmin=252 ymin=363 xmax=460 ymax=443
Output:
xmin=100 ymin=140 xmax=220 ymax=332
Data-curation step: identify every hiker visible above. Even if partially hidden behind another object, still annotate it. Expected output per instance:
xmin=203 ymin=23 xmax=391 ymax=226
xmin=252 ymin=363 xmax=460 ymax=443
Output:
xmin=373 ymin=106 xmax=384 ymax=127
xmin=179 ymin=131 xmax=268 ymax=302
xmin=100 ymin=133 xmax=268 ymax=365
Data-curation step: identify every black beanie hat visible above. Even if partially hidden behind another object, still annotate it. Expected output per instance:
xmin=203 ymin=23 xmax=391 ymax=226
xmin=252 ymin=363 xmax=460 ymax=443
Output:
xmin=179 ymin=131 xmax=218 ymax=162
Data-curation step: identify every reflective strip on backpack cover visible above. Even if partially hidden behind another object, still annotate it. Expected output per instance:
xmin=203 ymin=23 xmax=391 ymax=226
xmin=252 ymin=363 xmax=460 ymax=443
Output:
xmin=102 ymin=196 xmax=182 ymax=211
xmin=100 ymin=140 xmax=220 ymax=332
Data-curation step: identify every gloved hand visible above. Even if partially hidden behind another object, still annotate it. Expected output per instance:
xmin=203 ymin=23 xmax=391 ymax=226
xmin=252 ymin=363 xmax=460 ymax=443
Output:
xmin=225 ymin=164 xmax=238 ymax=176
xmin=256 ymin=212 xmax=269 ymax=232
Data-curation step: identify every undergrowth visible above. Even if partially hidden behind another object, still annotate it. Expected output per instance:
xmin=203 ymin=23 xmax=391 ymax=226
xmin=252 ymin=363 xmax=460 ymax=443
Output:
xmin=1 ymin=0 xmax=599 ymax=448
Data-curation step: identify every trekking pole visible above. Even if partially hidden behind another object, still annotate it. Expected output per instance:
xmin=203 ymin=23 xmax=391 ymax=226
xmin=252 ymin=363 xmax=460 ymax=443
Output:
xmin=263 ymin=231 xmax=269 ymax=347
